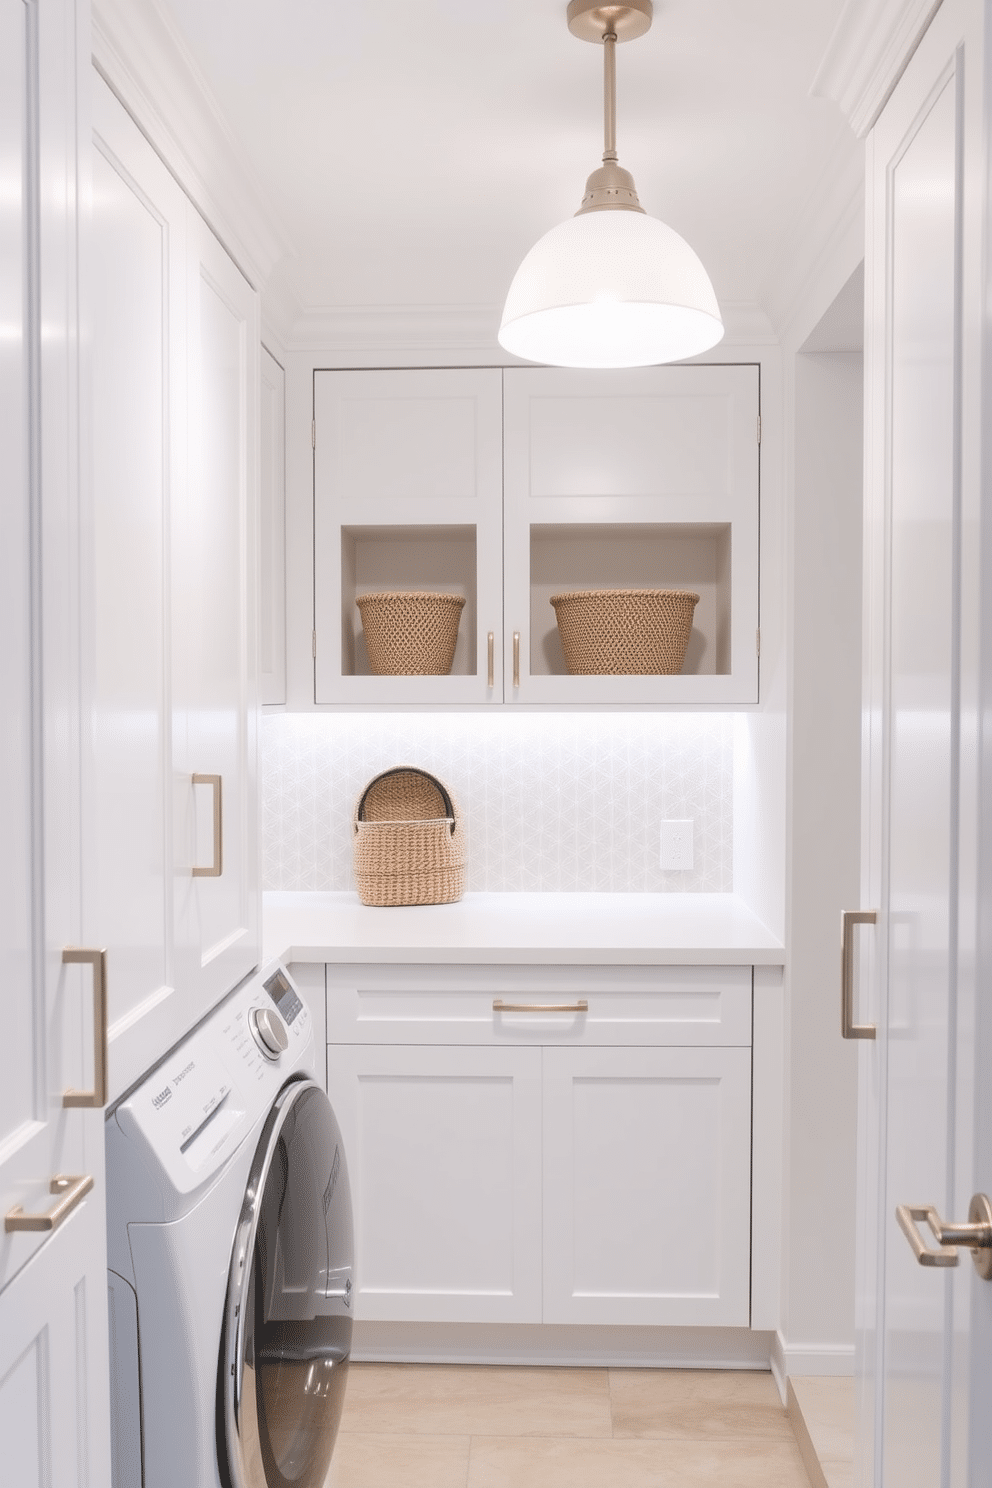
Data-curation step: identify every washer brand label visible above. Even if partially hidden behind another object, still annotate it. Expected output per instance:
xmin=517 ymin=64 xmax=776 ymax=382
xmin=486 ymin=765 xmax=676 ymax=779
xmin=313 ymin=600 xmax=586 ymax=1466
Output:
xmin=151 ymin=1086 xmax=172 ymax=1110
xmin=172 ymin=1061 xmax=195 ymax=1086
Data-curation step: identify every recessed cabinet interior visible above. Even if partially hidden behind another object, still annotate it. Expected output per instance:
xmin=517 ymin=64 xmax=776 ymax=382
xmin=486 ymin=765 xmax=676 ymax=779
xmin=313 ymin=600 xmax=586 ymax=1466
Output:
xmin=324 ymin=963 xmax=753 ymax=1328
xmin=312 ymin=364 xmax=760 ymax=707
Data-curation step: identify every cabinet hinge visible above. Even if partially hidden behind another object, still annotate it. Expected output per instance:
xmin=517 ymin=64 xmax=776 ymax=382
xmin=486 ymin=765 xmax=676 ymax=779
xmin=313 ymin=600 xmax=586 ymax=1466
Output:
xmin=311 ymin=420 xmax=315 ymax=450
xmin=756 ymin=414 xmax=762 ymax=444
xmin=756 ymin=628 xmax=761 ymax=657
xmin=312 ymin=630 xmax=317 ymax=659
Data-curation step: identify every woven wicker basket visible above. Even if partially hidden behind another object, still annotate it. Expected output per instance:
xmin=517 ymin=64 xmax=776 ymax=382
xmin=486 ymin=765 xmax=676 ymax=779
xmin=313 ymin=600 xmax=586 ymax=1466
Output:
xmin=550 ymin=588 xmax=700 ymax=676
xmin=353 ymin=766 xmax=465 ymax=907
xmin=356 ymin=590 xmax=466 ymax=675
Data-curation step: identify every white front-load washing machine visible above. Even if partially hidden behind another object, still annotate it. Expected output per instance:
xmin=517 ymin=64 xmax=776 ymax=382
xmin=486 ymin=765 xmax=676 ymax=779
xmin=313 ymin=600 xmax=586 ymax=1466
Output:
xmin=105 ymin=961 xmax=353 ymax=1488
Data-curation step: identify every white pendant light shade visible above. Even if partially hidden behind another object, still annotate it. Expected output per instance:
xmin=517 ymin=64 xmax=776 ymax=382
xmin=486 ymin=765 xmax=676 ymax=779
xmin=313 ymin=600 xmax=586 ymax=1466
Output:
xmin=498 ymin=209 xmax=724 ymax=368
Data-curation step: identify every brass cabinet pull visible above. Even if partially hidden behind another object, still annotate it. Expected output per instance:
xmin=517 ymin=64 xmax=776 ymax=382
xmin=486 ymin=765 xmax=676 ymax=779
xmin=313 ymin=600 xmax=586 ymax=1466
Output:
xmin=192 ymin=773 xmax=223 ymax=877
xmin=487 ymin=631 xmax=494 ymax=689
xmin=841 ymin=909 xmax=876 ymax=1039
xmin=5 ymin=1174 xmax=95 ymax=1234
xmin=513 ymin=632 xmax=520 ymax=689
xmin=896 ymin=1194 xmax=992 ymax=1280
xmin=62 ymin=947 xmax=108 ymax=1108
xmin=493 ymin=998 xmax=588 ymax=1013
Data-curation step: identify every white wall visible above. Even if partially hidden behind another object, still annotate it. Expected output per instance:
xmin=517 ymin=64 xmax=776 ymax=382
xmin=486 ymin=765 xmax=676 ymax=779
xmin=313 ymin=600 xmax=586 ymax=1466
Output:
xmin=784 ymin=346 xmax=863 ymax=1358
xmin=774 ymin=248 xmax=866 ymax=1379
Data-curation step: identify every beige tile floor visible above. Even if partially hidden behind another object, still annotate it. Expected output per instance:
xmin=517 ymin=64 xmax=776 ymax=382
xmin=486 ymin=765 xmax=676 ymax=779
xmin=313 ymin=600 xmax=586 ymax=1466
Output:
xmin=327 ymin=1364 xmax=814 ymax=1487
xmin=787 ymin=1377 xmax=854 ymax=1488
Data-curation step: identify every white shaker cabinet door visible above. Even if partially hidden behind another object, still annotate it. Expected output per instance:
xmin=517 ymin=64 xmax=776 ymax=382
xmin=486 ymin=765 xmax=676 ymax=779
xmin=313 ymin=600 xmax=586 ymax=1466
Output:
xmin=1 ymin=3 xmax=111 ymax=1484
xmin=542 ymin=1046 xmax=752 ymax=1326
xmin=172 ymin=210 xmax=260 ymax=1012
xmin=313 ymin=368 xmax=504 ymax=706
xmin=85 ymin=78 xmax=188 ymax=1101
xmin=327 ymin=1044 xmax=543 ymax=1324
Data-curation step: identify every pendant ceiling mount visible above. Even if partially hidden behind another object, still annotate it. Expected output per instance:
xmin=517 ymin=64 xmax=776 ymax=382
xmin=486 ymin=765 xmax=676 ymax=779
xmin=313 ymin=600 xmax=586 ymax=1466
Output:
xmin=498 ymin=0 xmax=724 ymax=370
xmin=565 ymin=0 xmax=653 ymax=45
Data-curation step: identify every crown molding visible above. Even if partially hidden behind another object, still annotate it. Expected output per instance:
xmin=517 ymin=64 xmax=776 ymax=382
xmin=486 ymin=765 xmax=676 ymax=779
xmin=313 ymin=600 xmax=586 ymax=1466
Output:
xmin=286 ymin=299 xmax=777 ymax=359
xmin=762 ymin=129 xmax=865 ymax=344
xmin=811 ymin=0 xmax=943 ymax=137
xmin=92 ymin=0 xmax=296 ymax=301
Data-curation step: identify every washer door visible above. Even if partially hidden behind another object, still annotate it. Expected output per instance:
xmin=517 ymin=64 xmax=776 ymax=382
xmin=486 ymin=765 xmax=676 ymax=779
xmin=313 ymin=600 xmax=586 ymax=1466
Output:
xmin=221 ymin=1078 xmax=354 ymax=1488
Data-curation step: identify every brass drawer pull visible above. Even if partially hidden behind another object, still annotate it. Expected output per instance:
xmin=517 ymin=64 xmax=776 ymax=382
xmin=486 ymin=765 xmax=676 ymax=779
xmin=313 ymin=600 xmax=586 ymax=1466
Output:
xmin=487 ymin=631 xmax=494 ymax=688
xmin=62 ymin=947 xmax=108 ymax=1108
xmin=192 ymin=773 xmax=223 ymax=877
xmin=6 ymin=1174 xmax=95 ymax=1234
xmin=841 ymin=909 xmax=876 ymax=1039
xmin=513 ymin=631 xmax=520 ymax=689
xmin=493 ymin=999 xmax=588 ymax=1014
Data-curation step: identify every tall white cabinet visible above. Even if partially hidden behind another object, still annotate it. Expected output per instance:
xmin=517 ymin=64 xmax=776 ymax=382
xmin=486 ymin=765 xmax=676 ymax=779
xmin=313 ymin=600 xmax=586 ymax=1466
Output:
xmin=0 ymin=1 xmax=112 ymax=1483
xmin=86 ymin=78 xmax=259 ymax=1104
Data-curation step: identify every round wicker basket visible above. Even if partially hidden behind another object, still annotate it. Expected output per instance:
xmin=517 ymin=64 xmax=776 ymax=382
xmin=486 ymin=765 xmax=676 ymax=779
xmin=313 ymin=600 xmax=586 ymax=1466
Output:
xmin=550 ymin=588 xmax=700 ymax=675
xmin=353 ymin=766 xmax=465 ymax=907
xmin=356 ymin=590 xmax=466 ymax=675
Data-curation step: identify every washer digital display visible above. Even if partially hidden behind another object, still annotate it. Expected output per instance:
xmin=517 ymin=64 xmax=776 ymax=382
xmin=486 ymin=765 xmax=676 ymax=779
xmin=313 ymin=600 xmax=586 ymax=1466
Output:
xmin=263 ymin=968 xmax=304 ymax=1026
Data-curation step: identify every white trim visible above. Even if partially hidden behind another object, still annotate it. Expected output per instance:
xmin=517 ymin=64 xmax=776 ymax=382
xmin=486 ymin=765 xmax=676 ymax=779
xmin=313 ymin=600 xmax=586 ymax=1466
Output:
xmin=764 ymin=132 xmax=865 ymax=344
xmin=772 ymin=1330 xmax=857 ymax=1393
xmin=811 ymin=0 xmax=944 ymax=137
xmin=91 ymin=0 xmax=294 ymax=305
xmin=284 ymin=299 xmax=777 ymax=358
xmin=352 ymin=1321 xmax=777 ymax=1370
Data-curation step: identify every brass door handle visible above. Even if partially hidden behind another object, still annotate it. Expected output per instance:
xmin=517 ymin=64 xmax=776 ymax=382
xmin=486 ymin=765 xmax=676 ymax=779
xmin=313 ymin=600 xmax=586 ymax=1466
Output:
xmin=841 ymin=909 xmax=876 ymax=1039
xmin=487 ymin=631 xmax=494 ymax=689
xmin=62 ymin=947 xmax=108 ymax=1108
xmin=513 ymin=632 xmax=520 ymax=689
xmin=896 ymin=1194 xmax=992 ymax=1280
xmin=5 ymin=1174 xmax=95 ymax=1233
xmin=192 ymin=773 xmax=223 ymax=877
xmin=493 ymin=999 xmax=588 ymax=1013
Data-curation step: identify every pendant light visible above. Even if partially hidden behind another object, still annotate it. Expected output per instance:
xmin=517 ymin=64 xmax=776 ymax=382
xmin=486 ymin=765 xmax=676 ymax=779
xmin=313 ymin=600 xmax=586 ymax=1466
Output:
xmin=498 ymin=0 xmax=724 ymax=369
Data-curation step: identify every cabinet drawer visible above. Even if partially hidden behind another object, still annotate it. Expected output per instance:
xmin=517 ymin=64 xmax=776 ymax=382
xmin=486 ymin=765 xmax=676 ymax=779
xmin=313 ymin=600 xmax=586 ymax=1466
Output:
xmin=325 ymin=963 xmax=751 ymax=1047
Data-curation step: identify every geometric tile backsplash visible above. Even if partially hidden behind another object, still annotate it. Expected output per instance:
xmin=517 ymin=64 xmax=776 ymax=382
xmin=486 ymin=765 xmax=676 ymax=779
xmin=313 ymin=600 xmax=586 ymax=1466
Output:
xmin=261 ymin=712 xmax=733 ymax=894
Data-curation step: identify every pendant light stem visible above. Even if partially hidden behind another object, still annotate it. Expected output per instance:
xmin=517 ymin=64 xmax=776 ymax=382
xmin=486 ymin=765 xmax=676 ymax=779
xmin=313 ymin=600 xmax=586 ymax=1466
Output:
xmin=603 ymin=29 xmax=617 ymax=162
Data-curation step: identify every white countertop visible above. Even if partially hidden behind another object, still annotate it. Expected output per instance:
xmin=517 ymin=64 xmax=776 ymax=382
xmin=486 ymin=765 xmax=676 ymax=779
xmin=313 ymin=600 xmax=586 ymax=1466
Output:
xmin=263 ymin=891 xmax=785 ymax=967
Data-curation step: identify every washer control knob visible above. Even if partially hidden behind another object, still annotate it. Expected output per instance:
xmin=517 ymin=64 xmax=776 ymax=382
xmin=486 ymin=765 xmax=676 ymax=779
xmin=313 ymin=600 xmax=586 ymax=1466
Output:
xmin=250 ymin=1007 xmax=288 ymax=1060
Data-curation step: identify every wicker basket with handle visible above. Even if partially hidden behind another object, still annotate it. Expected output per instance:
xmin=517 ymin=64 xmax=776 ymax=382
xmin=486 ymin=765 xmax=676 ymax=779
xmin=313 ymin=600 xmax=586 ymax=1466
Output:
xmin=550 ymin=588 xmax=700 ymax=675
xmin=356 ymin=591 xmax=466 ymax=675
xmin=353 ymin=766 xmax=465 ymax=907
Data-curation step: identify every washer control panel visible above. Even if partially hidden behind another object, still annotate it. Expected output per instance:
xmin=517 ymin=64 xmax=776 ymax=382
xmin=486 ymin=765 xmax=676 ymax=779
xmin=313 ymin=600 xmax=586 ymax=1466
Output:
xmin=113 ymin=960 xmax=313 ymax=1197
xmin=250 ymin=1005 xmax=289 ymax=1060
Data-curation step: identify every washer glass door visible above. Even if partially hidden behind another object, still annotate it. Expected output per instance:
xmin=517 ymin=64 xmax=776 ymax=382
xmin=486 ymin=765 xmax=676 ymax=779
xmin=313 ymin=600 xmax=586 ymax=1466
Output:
xmin=223 ymin=1079 xmax=354 ymax=1488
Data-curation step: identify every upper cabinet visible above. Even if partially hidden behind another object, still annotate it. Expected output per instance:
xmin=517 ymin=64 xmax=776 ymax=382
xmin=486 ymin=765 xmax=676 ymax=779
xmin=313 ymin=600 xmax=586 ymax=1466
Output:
xmin=86 ymin=79 xmax=259 ymax=1103
xmin=314 ymin=368 xmax=504 ymax=706
xmin=311 ymin=363 xmax=760 ymax=708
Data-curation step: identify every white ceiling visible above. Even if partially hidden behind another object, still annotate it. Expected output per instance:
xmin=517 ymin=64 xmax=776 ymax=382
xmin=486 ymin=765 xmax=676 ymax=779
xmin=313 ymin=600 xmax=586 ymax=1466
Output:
xmin=155 ymin=0 xmax=856 ymax=337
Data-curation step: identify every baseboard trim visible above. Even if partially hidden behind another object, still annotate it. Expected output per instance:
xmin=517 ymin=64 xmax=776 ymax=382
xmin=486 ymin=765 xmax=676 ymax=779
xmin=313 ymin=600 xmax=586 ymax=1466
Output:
xmin=351 ymin=1322 xmax=776 ymax=1370
xmin=770 ymin=1330 xmax=856 ymax=1400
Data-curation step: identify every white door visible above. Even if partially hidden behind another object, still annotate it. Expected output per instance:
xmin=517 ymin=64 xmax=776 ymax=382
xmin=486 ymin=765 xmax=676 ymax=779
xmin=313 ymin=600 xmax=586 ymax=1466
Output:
xmin=85 ymin=77 xmax=188 ymax=1101
xmin=173 ymin=209 xmax=260 ymax=1011
xmin=542 ymin=1046 xmax=751 ymax=1326
xmin=326 ymin=1043 xmax=543 ymax=1324
xmin=0 ymin=0 xmax=111 ymax=1481
xmin=312 ymin=368 xmax=504 ymax=706
xmin=858 ymin=1 xmax=991 ymax=1482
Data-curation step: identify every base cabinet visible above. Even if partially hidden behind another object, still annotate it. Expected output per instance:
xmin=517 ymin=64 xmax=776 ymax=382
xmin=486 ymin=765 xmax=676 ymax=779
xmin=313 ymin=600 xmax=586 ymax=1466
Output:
xmin=542 ymin=1046 xmax=751 ymax=1327
xmin=326 ymin=1044 xmax=543 ymax=1323
xmin=324 ymin=963 xmax=753 ymax=1328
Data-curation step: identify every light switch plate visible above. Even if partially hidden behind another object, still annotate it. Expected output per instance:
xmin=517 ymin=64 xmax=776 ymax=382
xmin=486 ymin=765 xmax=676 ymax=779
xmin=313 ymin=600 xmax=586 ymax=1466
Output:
xmin=660 ymin=819 xmax=694 ymax=870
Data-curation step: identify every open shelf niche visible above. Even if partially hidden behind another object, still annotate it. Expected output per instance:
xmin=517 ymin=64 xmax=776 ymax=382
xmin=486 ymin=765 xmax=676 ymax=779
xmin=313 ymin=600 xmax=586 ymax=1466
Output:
xmin=341 ymin=524 xmax=478 ymax=677
xmin=530 ymin=523 xmax=732 ymax=677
